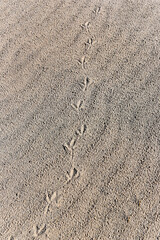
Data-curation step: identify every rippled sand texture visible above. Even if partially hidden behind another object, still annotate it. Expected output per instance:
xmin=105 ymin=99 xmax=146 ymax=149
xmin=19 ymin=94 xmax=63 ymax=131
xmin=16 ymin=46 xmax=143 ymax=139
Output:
xmin=0 ymin=0 xmax=160 ymax=239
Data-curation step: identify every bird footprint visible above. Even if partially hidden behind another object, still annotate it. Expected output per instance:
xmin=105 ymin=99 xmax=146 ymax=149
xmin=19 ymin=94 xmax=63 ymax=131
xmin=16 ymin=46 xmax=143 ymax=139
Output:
xmin=93 ymin=6 xmax=101 ymax=14
xmin=63 ymin=137 xmax=77 ymax=159
xmin=63 ymin=138 xmax=76 ymax=151
xmin=78 ymin=56 xmax=86 ymax=69
xmin=83 ymin=77 xmax=92 ymax=91
xmin=66 ymin=167 xmax=79 ymax=183
xmin=71 ymin=100 xmax=83 ymax=112
xmin=33 ymin=224 xmax=46 ymax=237
xmin=76 ymin=124 xmax=87 ymax=136
xmin=44 ymin=190 xmax=60 ymax=215
xmin=8 ymin=237 xmax=14 ymax=240
xmin=85 ymin=37 xmax=96 ymax=50
xmin=81 ymin=21 xmax=90 ymax=32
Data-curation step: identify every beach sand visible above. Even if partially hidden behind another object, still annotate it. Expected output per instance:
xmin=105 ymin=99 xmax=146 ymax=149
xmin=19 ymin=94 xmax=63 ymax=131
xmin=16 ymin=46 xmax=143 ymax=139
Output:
xmin=0 ymin=0 xmax=160 ymax=239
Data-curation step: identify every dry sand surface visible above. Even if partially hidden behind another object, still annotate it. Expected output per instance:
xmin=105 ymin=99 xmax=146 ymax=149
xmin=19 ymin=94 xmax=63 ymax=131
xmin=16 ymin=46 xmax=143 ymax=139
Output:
xmin=0 ymin=0 xmax=160 ymax=239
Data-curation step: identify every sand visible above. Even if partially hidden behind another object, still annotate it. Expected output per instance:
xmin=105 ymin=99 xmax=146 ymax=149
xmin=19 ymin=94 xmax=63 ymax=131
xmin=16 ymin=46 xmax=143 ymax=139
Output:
xmin=0 ymin=0 xmax=160 ymax=239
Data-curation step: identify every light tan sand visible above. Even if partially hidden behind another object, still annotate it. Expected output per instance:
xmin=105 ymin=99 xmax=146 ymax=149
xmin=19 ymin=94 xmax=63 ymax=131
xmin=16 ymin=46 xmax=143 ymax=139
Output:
xmin=0 ymin=0 xmax=160 ymax=239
